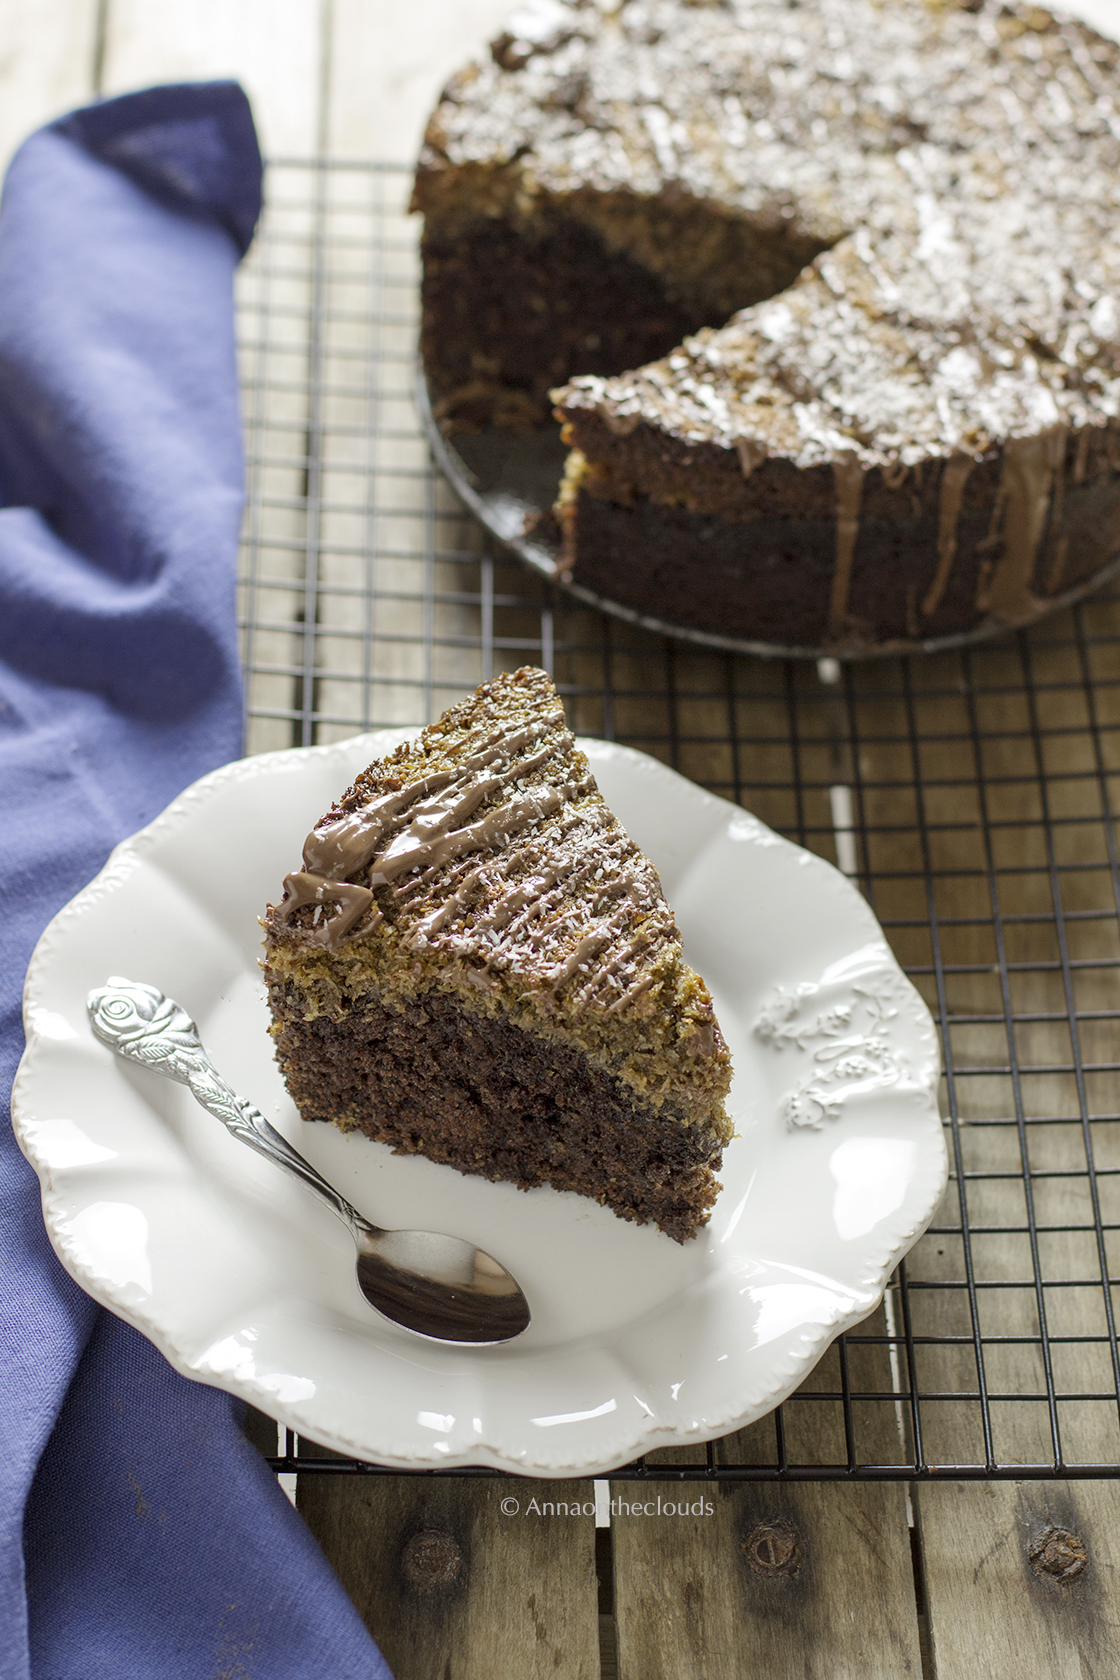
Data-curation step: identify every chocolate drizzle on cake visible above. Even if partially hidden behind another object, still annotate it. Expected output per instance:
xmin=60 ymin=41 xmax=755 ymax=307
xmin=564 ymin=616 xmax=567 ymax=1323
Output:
xmin=828 ymin=453 xmax=864 ymax=638
xmin=980 ymin=428 xmax=1069 ymax=618
xmin=923 ymin=456 xmax=975 ymax=620
xmin=262 ymin=668 xmax=733 ymax=1241
xmin=273 ymin=871 xmax=377 ymax=949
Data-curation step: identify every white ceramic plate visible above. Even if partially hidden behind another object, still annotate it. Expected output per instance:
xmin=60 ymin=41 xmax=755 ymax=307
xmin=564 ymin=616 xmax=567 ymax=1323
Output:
xmin=14 ymin=735 xmax=946 ymax=1477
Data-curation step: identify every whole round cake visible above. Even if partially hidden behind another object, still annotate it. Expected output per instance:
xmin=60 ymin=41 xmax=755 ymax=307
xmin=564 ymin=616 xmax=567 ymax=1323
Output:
xmin=413 ymin=0 xmax=1120 ymax=652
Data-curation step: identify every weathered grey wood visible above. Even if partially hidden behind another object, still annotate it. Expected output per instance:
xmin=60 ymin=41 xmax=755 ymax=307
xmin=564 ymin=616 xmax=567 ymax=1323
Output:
xmin=298 ymin=1465 xmax=600 ymax=1679
xmin=656 ymin=1476 xmax=921 ymax=1679
xmin=611 ymin=1456 xmax=922 ymax=1680
xmin=308 ymin=162 xmax=485 ymax=741
xmin=916 ymin=1481 xmax=1120 ymax=1679
xmin=100 ymin=0 xmax=323 ymax=156
xmin=0 ymin=0 xmax=98 ymax=172
xmin=609 ymin=1225 xmax=923 ymax=1676
xmin=326 ymin=0 xmax=516 ymax=163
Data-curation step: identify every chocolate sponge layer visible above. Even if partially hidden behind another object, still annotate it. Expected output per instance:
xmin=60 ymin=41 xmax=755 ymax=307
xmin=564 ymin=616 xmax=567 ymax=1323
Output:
xmin=269 ymin=984 xmax=723 ymax=1243
xmin=419 ymin=212 xmax=706 ymax=432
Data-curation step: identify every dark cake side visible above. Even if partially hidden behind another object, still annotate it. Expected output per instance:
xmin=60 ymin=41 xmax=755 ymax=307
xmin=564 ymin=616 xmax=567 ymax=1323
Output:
xmin=553 ymin=407 xmax=1120 ymax=648
xmin=414 ymin=174 xmax=827 ymax=435
xmin=262 ymin=667 xmax=733 ymax=1241
xmin=266 ymin=988 xmax=722 ymax=1241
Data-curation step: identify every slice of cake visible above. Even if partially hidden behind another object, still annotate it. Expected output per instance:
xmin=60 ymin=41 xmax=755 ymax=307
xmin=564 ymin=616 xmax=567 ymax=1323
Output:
xmin=262 ymin=668 xmax=732 ymax=1241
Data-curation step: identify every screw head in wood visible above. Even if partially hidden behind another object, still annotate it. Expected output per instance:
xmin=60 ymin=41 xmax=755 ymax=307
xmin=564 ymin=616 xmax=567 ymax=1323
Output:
xmin=1028 ymin=1525 xmax=1087 ymax=1583
xmin=742 ymin=1519 xmax=803 ymax=1578
xmin=401 ymin=1528 xmax=463 ymax=1590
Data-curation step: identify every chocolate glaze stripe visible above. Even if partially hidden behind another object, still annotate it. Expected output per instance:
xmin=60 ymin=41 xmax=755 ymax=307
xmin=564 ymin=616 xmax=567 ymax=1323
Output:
xmin=478 ymin=858 xmax=576 ymax=934
xmin=408 ymin=862 xmax=489 ymax=941
xmin=828 ymin=452 xmax=864 ymax=637
xmin=735 ymin=436 xmax=766 ymax=478
xmin=408 ymin=841 xmax=580 ymax=951
xmin=577 ymin=906 xmax=676 ymax=1007
xmin=482 ymin=844 xmax=607 ymax=952
xmin=490 ymin=824 xmax=640 ymax=941
xmin=606 ymin=970 xmax=659 ymax=1015
xmin=371 ymin=785 xmax=568 ymax=885
xmin=548 ymin=887 xmax=674 ymax=1000
xmin=981 ymin=427 xmax=1067 ymax=617
xmin=393 ymin=844 xmax=484 ymax=911
xmin=1045 ymin=426 xmax=1094 ymax=594
xmin=922 ymin=454 xmax=974 ymax=619
xmin=376 ymin=776 xmax=593 ymax=928
xmin=374 ymin=733 xmax=567 ymax=881
xmin=274 ymin=872 xmax=377 ymax=950
xmin=474 ymin=853 xmax=587 ymax=940
xmin=429 ymin=809 xmax=630 ymax=964
xmin=277 ymin=697 xmax=680 ymax=1000
xmin=550 ymin=923 xmax=620 ymax=989
xmin=1045 ymin=436 xmax=1071 ymax=596
xmin=402 ymin=806 xmax=600 ymax=944
xmin=301 ymin=714 xmax=567 ymax=881
xmin=404 ymin=794 xmax=670 ymax=1000
xmin=281 ymin=713 xmax=574 ymax=946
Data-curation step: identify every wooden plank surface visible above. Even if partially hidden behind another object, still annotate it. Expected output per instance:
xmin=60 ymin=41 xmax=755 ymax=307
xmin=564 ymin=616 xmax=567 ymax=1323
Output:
xmin=916 ymin=1481 xmax=1120 ymax=1678
xmin=297 ymin=1465 xmax=600 ymax=1680
xmin=610 ymin=1316 xmax=924 ymax=1679
xmin=326 ymin=0 xmax=516 ymax=162
xmin=0 ymin=0 xmax=97 ymax=169
xmin=100 ymin=0 xmax=324 ymax=156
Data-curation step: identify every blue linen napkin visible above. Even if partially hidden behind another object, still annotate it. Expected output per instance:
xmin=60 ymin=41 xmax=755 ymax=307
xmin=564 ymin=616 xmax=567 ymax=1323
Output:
xmin=0 ymin=84 xmax=391 ymax=1680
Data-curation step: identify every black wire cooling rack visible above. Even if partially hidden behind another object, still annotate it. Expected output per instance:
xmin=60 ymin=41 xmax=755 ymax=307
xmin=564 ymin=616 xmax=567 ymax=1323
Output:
xmin=236 ymin=160 xmax=1120 ymax=1485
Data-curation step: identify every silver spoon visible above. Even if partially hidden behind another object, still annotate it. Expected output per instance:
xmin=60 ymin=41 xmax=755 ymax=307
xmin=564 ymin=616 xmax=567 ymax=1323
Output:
xmin=87 ymin=978 xmax=531 ymax=1344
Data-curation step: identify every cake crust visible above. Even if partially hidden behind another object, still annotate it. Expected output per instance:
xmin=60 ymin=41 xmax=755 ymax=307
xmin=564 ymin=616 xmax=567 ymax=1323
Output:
xmin=262 ymin=668 xmax=733 ymax=1240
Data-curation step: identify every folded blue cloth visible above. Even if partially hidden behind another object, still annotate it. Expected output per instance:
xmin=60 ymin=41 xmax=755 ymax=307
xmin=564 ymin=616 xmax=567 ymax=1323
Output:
xmin=0 ymin=84 xmax=391 ymax=1680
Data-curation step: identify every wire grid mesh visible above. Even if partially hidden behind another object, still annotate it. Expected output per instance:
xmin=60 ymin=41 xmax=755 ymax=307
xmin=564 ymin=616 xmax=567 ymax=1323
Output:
xmin=237 ymin=160 xmax=1120 ymax=1482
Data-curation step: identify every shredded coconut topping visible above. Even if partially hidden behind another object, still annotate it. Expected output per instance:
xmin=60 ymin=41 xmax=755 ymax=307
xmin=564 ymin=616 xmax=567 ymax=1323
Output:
xmin=417 ymin=0 xmax=1120 ymax=467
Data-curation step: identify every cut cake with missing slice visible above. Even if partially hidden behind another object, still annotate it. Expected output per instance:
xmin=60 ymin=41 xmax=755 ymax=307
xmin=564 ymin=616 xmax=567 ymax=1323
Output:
xmin=261 ymin=667 xmax=732 ymax=1241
